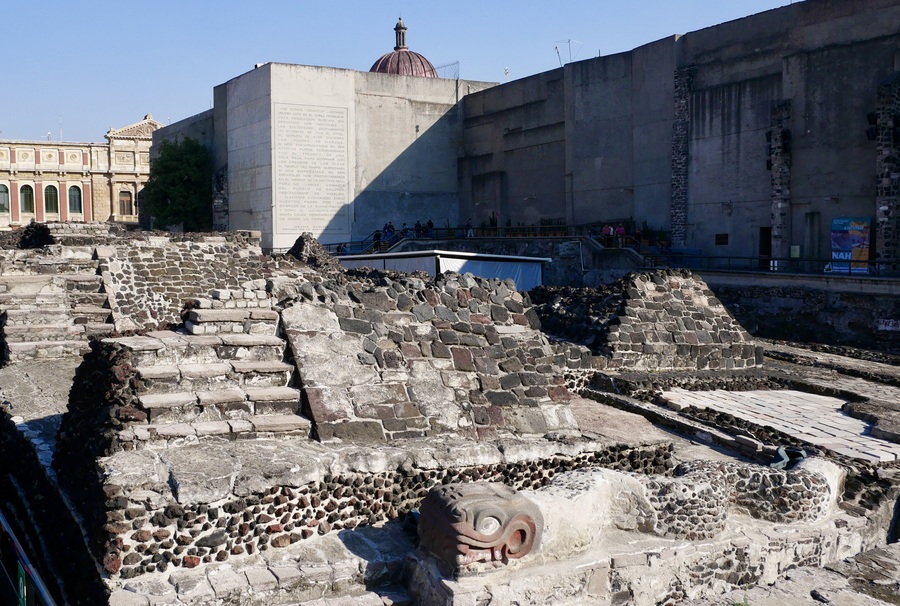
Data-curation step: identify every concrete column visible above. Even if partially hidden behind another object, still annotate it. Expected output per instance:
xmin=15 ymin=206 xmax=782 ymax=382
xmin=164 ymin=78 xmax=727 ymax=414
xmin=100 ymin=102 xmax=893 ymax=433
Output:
xmin=83 ymin=182 xmax=93 ymax=221
xmin=35 ymin=181 xmax=44 ymax=222
xmin=769 ymin=101 xmax=792 ymax=270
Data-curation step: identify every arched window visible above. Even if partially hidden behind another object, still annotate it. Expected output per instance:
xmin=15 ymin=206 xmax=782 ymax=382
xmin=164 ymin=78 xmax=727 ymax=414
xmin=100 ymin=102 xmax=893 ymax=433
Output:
xmin=118 ymin=191 xmax=133 ymax=215
xmin=44 ymin=185 xmax=59 ymax=214
xmin=0 ymin=185 xmax=9 ymax=214
xmin=68 ymin=186 xmax=83 ymax=214
xmin=20 ymin=185 xmax=34 ymax=214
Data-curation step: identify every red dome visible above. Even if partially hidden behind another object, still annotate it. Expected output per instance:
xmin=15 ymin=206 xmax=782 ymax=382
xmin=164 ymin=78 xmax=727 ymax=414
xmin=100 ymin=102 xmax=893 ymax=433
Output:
xmin=369 ymin=18 xmax=438 ymax=78
xmin=370 ymin=49 xmax=438 ymax=78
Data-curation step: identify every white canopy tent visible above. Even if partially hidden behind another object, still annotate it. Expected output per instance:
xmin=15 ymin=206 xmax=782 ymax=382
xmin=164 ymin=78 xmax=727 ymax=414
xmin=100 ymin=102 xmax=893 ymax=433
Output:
xmin=338 ymin=249 xmax=550 ymax=291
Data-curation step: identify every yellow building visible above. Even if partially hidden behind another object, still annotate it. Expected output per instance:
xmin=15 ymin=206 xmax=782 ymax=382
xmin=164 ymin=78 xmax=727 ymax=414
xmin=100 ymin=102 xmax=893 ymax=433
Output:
xmin=0 ymin=115 xmax=161 ymax=229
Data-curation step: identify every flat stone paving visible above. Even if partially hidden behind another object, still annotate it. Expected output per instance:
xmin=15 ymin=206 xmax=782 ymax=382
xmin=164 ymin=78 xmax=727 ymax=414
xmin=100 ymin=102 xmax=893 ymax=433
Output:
xmin=661 ymin=388 xmax=900 ymax=463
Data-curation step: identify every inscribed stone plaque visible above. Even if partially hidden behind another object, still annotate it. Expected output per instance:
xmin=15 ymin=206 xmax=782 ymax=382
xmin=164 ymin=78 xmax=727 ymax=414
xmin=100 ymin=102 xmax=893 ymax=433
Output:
xmin=274 ymin=103 xmax=349 ymax=236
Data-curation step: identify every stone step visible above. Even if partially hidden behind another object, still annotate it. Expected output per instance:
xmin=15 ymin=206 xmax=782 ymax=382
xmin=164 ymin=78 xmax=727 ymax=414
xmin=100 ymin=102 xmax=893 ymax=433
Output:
xmin=3 ymin=324 xmax=83 ymax=342
xmin=120 ymin=414 xmax=311 ymax=447
xmin=184 ymin=308 xmax=279 ymax=336
xmin=84 ymin=322 xmax=115 ymax=337
xmin=2 ymin=308 xmax=72 ymax=324
xmin=137 ymin=386 xmax=301 ymax=423
xmin=135 ymin=360 xmax=292 ymax=393
xmin=63 ymin=280 xmax=102 ymax=294
xmin=0 ymin=292 xmax=68 ymax=308
xmin=70 ymin=292 xmax=109 ymax=307
xmin=72 ymin=305 xmax=112 ymax=323
xmin=118 ymin=332 xmax=287 ymax=365
xmin=0 ymin=275 xmax=57 ymax=295
xmin=5 ymin=340 xmax=89 ymax=361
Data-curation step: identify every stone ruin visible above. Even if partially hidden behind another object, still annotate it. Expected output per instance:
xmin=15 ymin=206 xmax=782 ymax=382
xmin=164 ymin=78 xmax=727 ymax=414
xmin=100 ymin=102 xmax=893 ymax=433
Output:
xmin=529 ymin=272 xmax=764 ymax=371
xmin=0 ymin=223 xmax=897 ymax=605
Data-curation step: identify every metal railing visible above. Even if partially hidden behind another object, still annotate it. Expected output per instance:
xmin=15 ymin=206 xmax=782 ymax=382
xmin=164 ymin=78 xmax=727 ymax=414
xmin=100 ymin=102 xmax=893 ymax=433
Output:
xmin=325 ymin=224 xmax=582 ymax=256
xmin=321 ymin=228 xmax=894 ymax=279
xmin=643 ymin=252 xmax=890 ymax=277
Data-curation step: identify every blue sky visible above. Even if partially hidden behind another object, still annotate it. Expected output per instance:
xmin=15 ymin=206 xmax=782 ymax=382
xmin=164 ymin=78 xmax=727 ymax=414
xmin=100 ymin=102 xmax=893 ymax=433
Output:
xmin=1 ymin=0 xmax=796 ymax=142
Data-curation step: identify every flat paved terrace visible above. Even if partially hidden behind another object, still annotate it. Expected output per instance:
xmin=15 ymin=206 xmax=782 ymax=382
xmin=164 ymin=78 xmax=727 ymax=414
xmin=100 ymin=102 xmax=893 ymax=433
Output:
xmin=661 ymin=389 xmax=900 ymax=464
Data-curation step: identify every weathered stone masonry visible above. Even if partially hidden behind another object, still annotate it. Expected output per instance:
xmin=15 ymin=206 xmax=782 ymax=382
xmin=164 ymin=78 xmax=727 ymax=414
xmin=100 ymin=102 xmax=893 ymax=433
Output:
xmin=530 ymin=269 xmax=763 ymax=371
xmin=876 ymin=74 xmax=900 ymax=274
xmin=670 ymin=67 xmax=694 ymax=249
xmin=99 ymin=231 xmax=267 ymax=331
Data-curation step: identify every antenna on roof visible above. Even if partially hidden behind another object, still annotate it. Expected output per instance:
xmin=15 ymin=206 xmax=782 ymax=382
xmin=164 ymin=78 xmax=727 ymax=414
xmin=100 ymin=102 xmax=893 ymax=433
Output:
xmin=555 ymin=39 xmax=583 ymax=64
xmin=435 ymin=60 xmax=459 ymax=79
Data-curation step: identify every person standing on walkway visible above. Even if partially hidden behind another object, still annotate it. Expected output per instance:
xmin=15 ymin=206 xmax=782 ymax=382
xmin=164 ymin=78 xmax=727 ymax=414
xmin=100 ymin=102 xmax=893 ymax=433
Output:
xmin=601 ymin=224 xmax=614 ymax=247
xmin=614 ymin=223 xmax=626 ymax=247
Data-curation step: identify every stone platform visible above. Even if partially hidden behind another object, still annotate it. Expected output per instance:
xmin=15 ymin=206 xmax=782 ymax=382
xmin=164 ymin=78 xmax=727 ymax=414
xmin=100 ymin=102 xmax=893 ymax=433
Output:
xmin=661 ymin=389 xmax=900 ymax=463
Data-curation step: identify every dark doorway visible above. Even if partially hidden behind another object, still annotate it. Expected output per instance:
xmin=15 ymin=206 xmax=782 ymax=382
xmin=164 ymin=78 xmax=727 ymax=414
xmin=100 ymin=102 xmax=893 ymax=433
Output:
xmin=759 ymin=226 xmax=772 ymax=270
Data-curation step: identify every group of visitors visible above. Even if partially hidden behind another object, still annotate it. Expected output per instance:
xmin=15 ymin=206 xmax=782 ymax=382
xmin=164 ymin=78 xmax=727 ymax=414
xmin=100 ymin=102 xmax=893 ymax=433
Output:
xmin=598 ymin=223 xmax=644 ymax=248
xmin=371 ymin=218 xmax=437 ymax=251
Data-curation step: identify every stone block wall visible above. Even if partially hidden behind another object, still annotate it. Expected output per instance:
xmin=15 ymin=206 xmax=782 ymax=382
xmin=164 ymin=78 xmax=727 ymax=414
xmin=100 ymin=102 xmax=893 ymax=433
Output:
xmin=277 ymin=270 xmax=593 ymax=442
xmin=530 ymin=269 xmax=762 ymax=371
xmin=713 ymin=282 xmax=900 ymax=352
xmin=100 ymin=232 xmax=267 ymax=330
xmin=875 ymin=76 xmax=900 ymax=274
xmin=97 ymin=440 xmax=672 ymax=580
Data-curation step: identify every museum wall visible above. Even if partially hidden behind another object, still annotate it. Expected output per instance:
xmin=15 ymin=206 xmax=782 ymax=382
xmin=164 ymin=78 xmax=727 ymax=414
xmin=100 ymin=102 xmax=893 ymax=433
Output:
xmin=226 ymin=64 xmax=276 ymax=246
xmin=565 ymin=37 xmax=676 ymax=232
xmin=352 ymin=73 xmax=494 ymax=240
xmin=459 ymin=69 xmax=567 ymax=231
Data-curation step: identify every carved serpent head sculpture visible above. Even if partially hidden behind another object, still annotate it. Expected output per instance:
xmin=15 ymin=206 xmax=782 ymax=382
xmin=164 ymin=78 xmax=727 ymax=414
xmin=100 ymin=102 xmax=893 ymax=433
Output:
xmin=418 ymin=483 xmax=543 ymax=573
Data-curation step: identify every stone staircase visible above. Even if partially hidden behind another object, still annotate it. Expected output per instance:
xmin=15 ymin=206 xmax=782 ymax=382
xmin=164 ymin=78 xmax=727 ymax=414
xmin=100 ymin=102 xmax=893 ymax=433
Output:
xmin=0 ymin=252 xmax=114 ymax=363
xmin=115 ymin=288 xmax=311 ymax=448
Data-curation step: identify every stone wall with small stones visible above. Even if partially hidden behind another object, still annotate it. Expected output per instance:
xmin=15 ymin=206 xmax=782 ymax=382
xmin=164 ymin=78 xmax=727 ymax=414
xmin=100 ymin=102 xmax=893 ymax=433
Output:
xmin=100 ymin=232 xmax=268 ymax=330
xmin=102 ymin=442 xmax=674 ymax=579
xmin=277 ymin=270 xmax=593 ymax=442
xmin=669 ymin=68 xmax=694 ymax=248
xmin=0 ymin=245 xmax=97 ymax=275
xmin=713 ymin=283 xmax=900 ymax=353
xmin=637 ymin=459 xmax=832 ymax=541
xmin=530 ymin=269 xmax=763 ymax=370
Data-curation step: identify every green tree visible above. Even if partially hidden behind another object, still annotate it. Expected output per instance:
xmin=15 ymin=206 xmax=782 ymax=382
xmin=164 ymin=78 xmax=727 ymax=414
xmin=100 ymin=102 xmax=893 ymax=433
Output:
xmin=143 ymin=137 xmax=212 ymax=231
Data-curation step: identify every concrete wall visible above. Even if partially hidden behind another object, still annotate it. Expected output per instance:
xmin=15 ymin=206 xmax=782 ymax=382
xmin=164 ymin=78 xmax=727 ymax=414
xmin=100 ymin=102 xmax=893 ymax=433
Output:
xmin=565 ymin=38 xmax=676 ymax=232
xmin=162 ymin=62 xmax=495 ymax=250
xmin=675 ymin=0 xmax=900 ymax=259
xmin=352 ymin=74 xmax=492 ymax=240
xmin=224 ymin=65 xmax=274 ymax=244
xmin=686 ymin=74 xmax=782 ymax=257
xmin=458 ymin=0 xmax=900 ymax=266
xmin=151 ymin=111 xmax=214 ymax=159
xmin=459 ymin=69 xmax=567 ymax=231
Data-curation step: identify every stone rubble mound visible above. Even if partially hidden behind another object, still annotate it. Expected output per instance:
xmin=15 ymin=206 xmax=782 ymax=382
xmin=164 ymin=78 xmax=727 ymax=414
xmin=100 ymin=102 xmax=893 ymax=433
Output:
xmin=530 ymin=268 xmax=763 ymax=371
xmin=285 ymin=232 xmax=344 ymax=273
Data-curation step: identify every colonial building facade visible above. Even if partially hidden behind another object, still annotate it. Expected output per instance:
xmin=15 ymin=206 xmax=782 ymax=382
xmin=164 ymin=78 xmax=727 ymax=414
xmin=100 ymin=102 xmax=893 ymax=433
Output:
xmin=0 ymin=115 xmax=161 ymax=229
